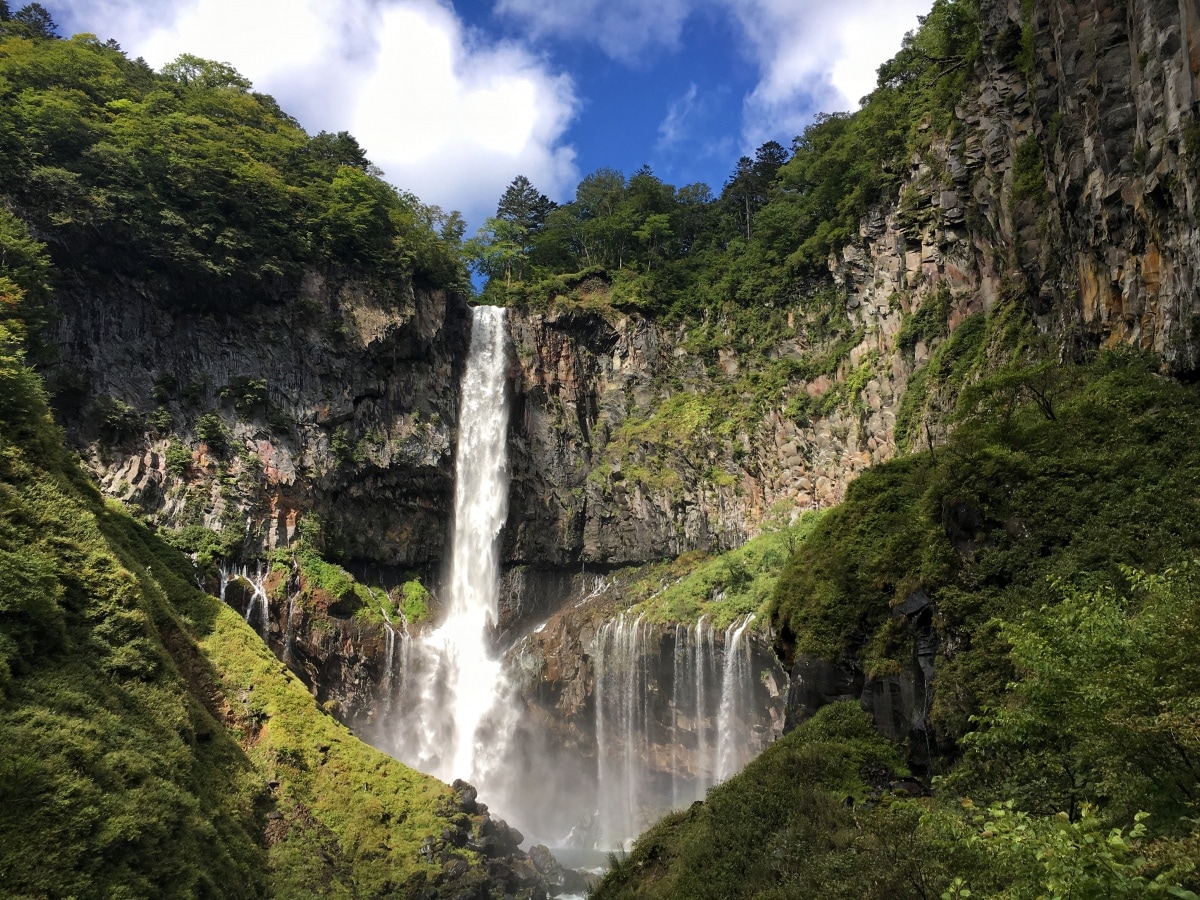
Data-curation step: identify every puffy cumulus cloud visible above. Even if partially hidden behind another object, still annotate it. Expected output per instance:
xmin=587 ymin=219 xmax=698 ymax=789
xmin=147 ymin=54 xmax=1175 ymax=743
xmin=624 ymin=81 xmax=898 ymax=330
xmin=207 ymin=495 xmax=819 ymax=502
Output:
xmin=494 ymin=0 xmax=695 ymax=63
xmin=45 ymin=0 xmax=579 ymax=228
xmin=350 ymin=1 xmax=578 ymax=226
xmin=728 ymin=0 xmax=931 ymax=148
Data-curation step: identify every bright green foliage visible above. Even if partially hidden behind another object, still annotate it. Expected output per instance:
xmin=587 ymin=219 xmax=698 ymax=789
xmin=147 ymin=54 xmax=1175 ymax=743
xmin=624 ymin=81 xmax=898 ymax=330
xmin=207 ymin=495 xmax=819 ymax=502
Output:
xmin=164 ymin=440 xmax=191 ymax=475
xmin=625 ymin=515 xmax=824 ymax=629
xmin=955 ymin=802 xmax=1198 ymax=899
xmin=774 ymin=345 xmax=1200 ymax=731
xmin=194 ymin=411 xmax=228 ymax=453
xmin=399 ymin=578 xmax=431 ymax=625
xmin=592 ymin=703 xmax=951 ymax=899
xmin=957 ymin=568 xmax=1200 ymax=829
xmin=771 ymin=454 xmax=944 ymax=663
xmin=0 ymin=32 xmax=466 ymax=309
xmin=898 ymin=283 xmax=952 ymax=352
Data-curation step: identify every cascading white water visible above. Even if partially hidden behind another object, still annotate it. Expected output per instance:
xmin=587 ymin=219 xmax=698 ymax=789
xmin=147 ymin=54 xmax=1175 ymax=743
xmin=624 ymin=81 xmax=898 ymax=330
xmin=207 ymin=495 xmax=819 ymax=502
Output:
xmin=716 ymin=615 xmax=755 ymax=781
xmin=384 ymin=305 xmax=513 ymax=789
xmin=220 ymin=562 xmax=271 ymax=636
xmin=590 ymin=612 xmax=767 ymax=849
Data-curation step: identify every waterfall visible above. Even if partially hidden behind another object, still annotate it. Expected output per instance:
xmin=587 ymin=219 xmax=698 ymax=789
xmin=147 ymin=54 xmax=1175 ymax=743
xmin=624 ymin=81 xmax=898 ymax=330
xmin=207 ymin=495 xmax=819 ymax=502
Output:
xmin=362 ymin=303 xmax=780 ymax=850
xmin=590 ymin=612 xmax=769 ymax=850
xmin=695 ymin=616 xmax=714 ymax=795
xmin=593 ymin=614 xmax=652 ymax=848
xmin=219 ymin=562 xmax=270 ymax=636
xmin=384 ymin=305 xmax=513 ymax=790
xmin=716 ymin=615 xmax=755 ymax=781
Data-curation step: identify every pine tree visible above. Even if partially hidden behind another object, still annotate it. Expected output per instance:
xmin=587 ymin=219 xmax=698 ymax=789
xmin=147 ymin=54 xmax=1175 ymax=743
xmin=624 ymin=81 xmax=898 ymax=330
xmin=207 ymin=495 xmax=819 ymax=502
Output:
xmin=12 ymin=3 xmax=57 ymax=38
xmin=496 ymin=175 xmax=556 ymax=235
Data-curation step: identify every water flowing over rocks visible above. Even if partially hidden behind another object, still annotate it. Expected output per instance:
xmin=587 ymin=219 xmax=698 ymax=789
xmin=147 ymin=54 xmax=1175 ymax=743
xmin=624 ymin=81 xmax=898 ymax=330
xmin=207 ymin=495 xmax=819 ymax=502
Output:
xmin=380 ymin=306 xmax=517 ymax=791
xmin=485 ymin=595 xmax=787 ymax=848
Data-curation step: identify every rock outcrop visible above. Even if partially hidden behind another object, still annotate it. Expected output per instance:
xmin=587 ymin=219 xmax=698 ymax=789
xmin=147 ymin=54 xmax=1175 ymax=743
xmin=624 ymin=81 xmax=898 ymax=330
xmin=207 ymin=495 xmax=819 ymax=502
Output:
xmin=47 ymin=271 xmax=470 ymax=567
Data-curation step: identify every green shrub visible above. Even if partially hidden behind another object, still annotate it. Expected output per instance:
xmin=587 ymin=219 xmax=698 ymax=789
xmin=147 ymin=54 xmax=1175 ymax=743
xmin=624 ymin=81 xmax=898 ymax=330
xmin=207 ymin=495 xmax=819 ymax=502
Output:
xmin=194 ymin=412 xmax=228 ymax=454
xmin=96 ymin=395 xmax=144 ymax=441
xmin=398 ymin=579 xmax=431 ymax=624
xmin=164 ymin=441 xmax=191 ymax=476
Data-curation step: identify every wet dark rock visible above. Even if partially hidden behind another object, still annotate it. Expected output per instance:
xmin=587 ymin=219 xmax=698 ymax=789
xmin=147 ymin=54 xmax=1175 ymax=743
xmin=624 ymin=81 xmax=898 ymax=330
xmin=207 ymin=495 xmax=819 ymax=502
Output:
xmin=451 ymin=779 xmax=478 ymax=813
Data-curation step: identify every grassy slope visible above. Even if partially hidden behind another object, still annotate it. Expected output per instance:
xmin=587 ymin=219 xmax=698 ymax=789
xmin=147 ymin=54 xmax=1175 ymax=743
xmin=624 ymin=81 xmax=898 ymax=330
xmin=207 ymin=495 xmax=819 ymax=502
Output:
xmin=613 ymin=514 xmax=825 ymax=630
xmin=0 ymin=337 xmax=473 ymax=897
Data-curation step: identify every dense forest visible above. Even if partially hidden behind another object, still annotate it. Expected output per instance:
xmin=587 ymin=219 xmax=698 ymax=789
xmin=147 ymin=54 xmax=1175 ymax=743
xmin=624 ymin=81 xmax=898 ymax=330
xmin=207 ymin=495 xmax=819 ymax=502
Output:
xmin=1 ymin=0 xmax=1200 ymax=897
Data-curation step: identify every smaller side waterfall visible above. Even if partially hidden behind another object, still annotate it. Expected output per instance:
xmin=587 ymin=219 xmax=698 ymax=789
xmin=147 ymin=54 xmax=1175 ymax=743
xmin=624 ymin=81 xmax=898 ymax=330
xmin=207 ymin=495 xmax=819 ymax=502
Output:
xmin=590 ymin=613 xmax=768 ymax=849
xmin=220 ymin=562 xmax=271 ymax=636
xmin=716 ymin=615 xmax=755 ymax=781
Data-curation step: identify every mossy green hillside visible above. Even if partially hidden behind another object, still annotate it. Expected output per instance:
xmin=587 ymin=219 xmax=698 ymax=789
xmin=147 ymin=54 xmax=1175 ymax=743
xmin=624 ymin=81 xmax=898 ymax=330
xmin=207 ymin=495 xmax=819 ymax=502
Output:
xmin=0 ymin=302 xmax=481 ymax=897
xmin=617 ymin=515 xmax=824 ymax=630
xmin=595 ymin=343 xmax=1200 ymax=899
xmin=592 ymin=703 xmax=936 ymax=900
xmin=774 ymin=343 xmax=1200 ymax=704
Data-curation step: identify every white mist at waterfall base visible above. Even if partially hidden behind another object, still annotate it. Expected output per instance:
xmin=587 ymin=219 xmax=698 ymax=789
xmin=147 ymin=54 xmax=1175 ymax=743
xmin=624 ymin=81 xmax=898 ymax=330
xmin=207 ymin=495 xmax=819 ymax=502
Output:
xmin=379 ymin=305 xmax=517 ymax=795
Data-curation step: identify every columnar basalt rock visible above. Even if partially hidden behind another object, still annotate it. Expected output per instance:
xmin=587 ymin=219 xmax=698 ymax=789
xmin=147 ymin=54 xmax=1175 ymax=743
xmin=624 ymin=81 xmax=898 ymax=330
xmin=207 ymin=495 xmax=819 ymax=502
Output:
xmin=48 ymin=272 xmax=471 ymax=566
xmin=504 ymin=304 xmax=905 ymax=573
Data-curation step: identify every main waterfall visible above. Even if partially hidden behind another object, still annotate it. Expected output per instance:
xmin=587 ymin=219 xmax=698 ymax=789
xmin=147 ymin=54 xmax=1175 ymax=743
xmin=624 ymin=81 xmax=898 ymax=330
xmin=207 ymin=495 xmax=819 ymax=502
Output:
xmin=382 ymin=305 xmax=514 ymax=790
xmin=370 ymin=303 xmax=785 ymax=852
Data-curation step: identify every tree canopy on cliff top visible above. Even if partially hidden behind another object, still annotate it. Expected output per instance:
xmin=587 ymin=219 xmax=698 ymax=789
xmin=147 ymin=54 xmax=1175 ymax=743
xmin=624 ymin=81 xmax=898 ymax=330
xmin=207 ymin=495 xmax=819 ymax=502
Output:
xmin=470 ymin=0 xmax=981 ymax=318
xmin=0 ymin=25 xmax=467 ymax=310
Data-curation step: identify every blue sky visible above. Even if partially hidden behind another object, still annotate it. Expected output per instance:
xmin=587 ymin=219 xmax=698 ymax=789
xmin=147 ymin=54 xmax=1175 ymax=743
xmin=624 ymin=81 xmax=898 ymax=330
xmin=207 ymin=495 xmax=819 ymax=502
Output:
xmin=44 ymin=0 xmax=932 ymax=231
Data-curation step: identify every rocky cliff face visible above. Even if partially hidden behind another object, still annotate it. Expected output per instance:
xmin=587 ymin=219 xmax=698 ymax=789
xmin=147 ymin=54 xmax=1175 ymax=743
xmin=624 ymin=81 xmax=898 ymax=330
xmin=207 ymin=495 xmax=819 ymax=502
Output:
xmin=1033 ymin=0 xmax=1200 ymax=363
xmin=504 ymin=303 xmax=900 ymax=570
xmin=47 ymin=271 xmax=470 ymax=567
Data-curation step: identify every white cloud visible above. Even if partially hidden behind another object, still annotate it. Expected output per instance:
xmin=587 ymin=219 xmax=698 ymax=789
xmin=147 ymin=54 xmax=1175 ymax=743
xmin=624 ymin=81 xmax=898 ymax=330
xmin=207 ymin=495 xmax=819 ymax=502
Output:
xmin=728 ymin=0 xmax=931 ymax=148
xmin=494 ymin=0 xmax=695 ymax=63
xmin=46 ymin=0 xmax=579 ymax=229
xmin=489 ymin=0 xmax=930 ymax=151
xmin=656 ymin=83 xmax=700 ymax=149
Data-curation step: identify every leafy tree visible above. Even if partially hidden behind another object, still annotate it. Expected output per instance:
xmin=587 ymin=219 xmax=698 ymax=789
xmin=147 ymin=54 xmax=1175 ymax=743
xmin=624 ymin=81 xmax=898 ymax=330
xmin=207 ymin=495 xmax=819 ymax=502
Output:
xmin=160 ymin=53 xmax=251 ymax=90
xmin=957 ymin=801 xmax=1199 ymax=899
xmin=465 ymin=215 xmax=526 ymax=284
xmin=307 ymin=130 xmax=372 ymax=173
xmin=958 ymin=567 xmax=1200 ymax=826
xmin=670 ymin=181 xmax=714 ymax=253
